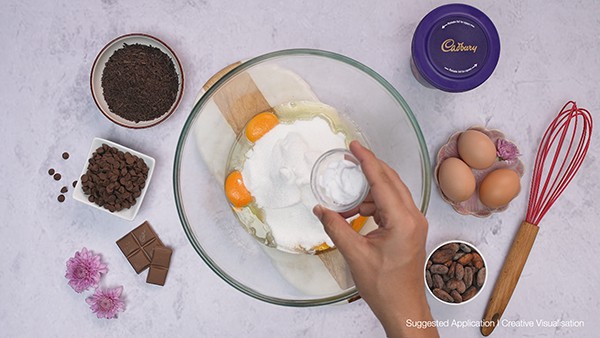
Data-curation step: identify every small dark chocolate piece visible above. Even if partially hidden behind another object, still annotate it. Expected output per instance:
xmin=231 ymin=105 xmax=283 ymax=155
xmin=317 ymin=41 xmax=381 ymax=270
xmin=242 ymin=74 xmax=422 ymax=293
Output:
xmin=53 ymin=173 xmax=61 ymax=181
xmin=58 ymin=195 xmax=65 ymax=202
xmin=116 ymin=221 xmax=163 ymax=274
xmin=62 ymin=152 xmax=70 ymax=160
xmin=61 ymin=186 xmax=68 ymax=193
xmin=48 ymin=168 xmax=55 ymax=175
xmin=146 ymin=246 xmax=172 ymax=286
xmin=72 ymin=180 xmax=77 ymax=188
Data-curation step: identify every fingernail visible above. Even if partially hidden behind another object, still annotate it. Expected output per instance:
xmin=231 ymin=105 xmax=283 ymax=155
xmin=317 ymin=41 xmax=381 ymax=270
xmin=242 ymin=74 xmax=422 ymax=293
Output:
xmin=313 ymin=205 xmax=323 ymax=219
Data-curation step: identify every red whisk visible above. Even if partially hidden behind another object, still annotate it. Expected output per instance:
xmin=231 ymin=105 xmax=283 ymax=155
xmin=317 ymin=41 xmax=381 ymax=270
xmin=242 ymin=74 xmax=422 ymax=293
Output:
xmin=481 ymin=101 xmax=593 ymax=336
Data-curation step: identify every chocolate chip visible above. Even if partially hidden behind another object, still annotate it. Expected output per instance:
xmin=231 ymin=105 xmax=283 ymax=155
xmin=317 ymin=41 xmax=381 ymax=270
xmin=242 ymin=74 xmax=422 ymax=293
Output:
xmin=53 ymin=173 xmax=62 ymax=181
xmin=60 ymin=186 xmax=68 ymax=193
xmin=62 ymin=152 xmax=69 ymax=160
xmin=57 ymin=195 xmax=65 ymax=202
xmin=72 ymin=180 xmax=77 ymax=188
xmin=48 ymin=168 xmax=55 ymax=175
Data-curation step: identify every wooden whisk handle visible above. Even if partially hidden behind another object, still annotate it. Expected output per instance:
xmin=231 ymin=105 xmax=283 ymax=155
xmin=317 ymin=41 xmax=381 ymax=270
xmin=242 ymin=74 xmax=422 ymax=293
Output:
xmin=481 ymin=221 xmax=539 ymax=336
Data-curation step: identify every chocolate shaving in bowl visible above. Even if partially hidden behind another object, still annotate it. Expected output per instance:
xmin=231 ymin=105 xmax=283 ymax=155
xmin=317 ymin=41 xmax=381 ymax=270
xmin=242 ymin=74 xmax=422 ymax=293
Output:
xmin=101 ymin=43 xmax=179 ymax=123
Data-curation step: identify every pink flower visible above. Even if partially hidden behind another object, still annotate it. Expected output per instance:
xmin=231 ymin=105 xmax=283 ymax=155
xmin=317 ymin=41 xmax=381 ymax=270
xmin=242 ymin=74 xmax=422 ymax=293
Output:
xmin=86 ymin=286 xmax=125 ymax=319
xmin=65 ymin=247 xmax=108 ymax=293
xmin=496 ymin=139 xmax=521 ymax=161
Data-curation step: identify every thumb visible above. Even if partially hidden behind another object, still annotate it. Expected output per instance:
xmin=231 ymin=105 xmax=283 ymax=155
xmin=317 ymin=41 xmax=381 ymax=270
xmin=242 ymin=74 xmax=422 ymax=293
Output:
xmin=313 ymin=205 xmax=364 ymax=262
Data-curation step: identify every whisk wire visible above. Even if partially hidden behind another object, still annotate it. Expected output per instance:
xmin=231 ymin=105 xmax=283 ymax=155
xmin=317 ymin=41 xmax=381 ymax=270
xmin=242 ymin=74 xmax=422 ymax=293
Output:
xmin=526 ymin=101 xmax=593 ymax=225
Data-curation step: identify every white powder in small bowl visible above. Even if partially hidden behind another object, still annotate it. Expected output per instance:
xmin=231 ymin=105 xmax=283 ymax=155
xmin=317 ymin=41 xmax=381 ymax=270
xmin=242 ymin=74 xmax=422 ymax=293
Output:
xmin=242 ymin=116 xmax=346 ymax=252
xmin=318 ymin=158 xmax=367 ymax=207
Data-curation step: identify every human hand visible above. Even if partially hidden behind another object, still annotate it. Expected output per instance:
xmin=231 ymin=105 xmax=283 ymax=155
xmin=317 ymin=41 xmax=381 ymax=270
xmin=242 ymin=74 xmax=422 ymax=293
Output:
xmin=313 ymin=141 xmax=438 ymax=338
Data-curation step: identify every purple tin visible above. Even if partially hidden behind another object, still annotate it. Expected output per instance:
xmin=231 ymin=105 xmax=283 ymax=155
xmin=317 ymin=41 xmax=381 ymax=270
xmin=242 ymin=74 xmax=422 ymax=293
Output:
xmin=411 ymin=3 xmax=500 ymax=92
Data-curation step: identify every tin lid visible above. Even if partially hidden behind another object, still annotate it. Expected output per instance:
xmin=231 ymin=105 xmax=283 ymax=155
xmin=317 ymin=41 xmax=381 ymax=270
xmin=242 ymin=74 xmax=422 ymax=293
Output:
xmin=411 ymin=4 xmax=500 ymax=92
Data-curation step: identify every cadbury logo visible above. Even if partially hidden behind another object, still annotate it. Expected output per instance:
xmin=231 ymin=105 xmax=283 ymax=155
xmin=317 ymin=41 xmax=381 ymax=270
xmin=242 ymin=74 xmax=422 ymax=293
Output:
xmin=441 ymin=39 xmax=478 ymax=53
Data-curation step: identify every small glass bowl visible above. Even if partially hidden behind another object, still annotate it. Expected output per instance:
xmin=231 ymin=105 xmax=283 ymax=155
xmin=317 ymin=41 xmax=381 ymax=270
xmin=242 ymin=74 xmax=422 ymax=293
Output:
xmin=310 ymin=149 xmax=369 ymax=213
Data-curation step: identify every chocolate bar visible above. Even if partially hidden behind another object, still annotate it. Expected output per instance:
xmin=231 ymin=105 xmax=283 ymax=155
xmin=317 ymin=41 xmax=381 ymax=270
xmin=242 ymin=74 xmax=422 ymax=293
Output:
xmin=116 ymin=221 xmax=164 ymax=274
xmin=146 ymin=246 xmax=172 ymax=286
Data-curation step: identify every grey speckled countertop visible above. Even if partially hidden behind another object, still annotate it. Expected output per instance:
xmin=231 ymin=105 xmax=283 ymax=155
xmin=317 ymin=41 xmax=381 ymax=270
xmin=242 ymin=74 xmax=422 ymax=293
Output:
xmin=2 ymin=0 xmax=599 ymax=337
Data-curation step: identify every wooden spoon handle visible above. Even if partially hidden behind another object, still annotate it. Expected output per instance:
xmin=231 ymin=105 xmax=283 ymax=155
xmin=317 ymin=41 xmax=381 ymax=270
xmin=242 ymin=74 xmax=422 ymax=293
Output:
xmin=481 ymin=221 xmax=539 ymax=336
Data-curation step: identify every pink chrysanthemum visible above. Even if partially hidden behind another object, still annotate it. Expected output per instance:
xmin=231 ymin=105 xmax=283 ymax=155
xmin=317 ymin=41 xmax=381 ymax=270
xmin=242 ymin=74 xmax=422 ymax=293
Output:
xmin=496 ymin=139 xmax=521 ymax=161
xmin=65 ymin=247 xmax=108 ymax=293
xmin=86 ymin=286 xmax=125 ymax=319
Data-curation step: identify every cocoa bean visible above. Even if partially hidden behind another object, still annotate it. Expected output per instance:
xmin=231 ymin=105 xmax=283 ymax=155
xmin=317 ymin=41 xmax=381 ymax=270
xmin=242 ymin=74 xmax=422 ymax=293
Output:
xmin=472 ymin=252 xmax=484 ymax=269
xmin=459 ymin=243 xmax=472 ymax=253
xmin=427 ymin=260 xmax=433 ymax=269
xmin=476 ymin=267 xmax=486 ymax=288
xmin=474 ymin=260 xmax=483 ymax=269
xmin=431 ymin=249 xmax=455 ymax=263
xmin=464 ymin=267 xmax=474 ymax=288
xmin=453 ymin=252 xmax=465 ymax=261
xmin=456 ymin=280 xmax=466 ymax=293
xmin=426 ymin=270 xmax=433 ymax=289
xmin=444 ymin=260 xmax=453 ymax=267
xmin=448 ymin=262 xmax=456 ymax=279
xmin=462 ymin=286 xmax=478 ymax=301
xmin=432 ymin=288 xmax=454 ymax=303
xmin=442 ymin=273 xmax=450 ymax=282
xmin=457 ymin=253 xmax=473 ymax=265
xmin=450 ymin=290 xmax=463 ymax=303
xmin=430 ymin=264 xmax=449 ymax=274
xmin=433 ymin=274 xmax=444 ymax=289
xmin=455 ymin=263 xmax=465 ymax=280
xmin=441 ymin=243 xmax=460 ymax=253
xmin=446 ymin=279 xmax=462 ymax=291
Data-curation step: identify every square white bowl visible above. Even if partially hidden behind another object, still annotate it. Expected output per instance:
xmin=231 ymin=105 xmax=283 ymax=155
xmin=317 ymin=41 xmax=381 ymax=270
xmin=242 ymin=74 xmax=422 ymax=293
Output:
xmin=72 ymin=137 xmax=155 ymax=221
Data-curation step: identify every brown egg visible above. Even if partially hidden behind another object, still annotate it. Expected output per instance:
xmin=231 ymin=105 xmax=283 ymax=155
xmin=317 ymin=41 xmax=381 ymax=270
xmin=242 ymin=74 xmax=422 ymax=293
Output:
xmin=457 ymin=130 xmax=497 ymax=169
xmin=479 ymin=169 xmax=521 ymax=208
xmin=438 ymin=157 xmax=476 ymax=202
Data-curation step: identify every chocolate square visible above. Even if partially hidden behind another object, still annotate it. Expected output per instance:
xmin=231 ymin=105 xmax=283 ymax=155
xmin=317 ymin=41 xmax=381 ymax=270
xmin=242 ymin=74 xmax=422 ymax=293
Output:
xmin=128 ymin=249 xmax=151 ymax=274
xmin=116 ymin=234 xmax=139 ymax=256
xmin=147 ymin=267 xmax=169 ymax=286
xmin=146 ymin=247 xmax=172 ymax=286
xmin=132 ymin=221 xmax=155 ymax=245
xmin=117 ymin=221 xmax=164 ymax=274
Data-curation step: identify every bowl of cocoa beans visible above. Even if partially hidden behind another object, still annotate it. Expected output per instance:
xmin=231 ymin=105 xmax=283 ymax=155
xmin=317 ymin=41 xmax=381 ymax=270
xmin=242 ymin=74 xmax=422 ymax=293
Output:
xmin=424 ymin=240 xmax=487 ymax=305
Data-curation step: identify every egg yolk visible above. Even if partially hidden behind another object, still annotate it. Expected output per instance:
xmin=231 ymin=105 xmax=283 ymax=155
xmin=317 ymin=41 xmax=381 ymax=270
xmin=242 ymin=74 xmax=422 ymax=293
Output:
xmin=313 ymin=216 xmax=369 ymax=252
xmin=245 ymin=112 xmax=279 ymax=143
xmin=225 ymin=171 xmax=253 ymax=208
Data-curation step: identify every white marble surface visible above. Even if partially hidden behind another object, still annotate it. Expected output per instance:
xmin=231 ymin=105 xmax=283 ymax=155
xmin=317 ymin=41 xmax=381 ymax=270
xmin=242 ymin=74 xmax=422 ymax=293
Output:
xmin=2 ymin=0 xmax=599 ymax=337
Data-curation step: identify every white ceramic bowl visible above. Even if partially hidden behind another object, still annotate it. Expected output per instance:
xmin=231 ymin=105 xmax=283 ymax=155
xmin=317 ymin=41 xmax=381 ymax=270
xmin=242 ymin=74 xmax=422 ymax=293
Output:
xmin=90 ymin=33 xmax=184 ymax=128
xmin=72 ymin=137 xmax=155 ymax=220
xmin=424 ymin=240 xmax=488 ymax=305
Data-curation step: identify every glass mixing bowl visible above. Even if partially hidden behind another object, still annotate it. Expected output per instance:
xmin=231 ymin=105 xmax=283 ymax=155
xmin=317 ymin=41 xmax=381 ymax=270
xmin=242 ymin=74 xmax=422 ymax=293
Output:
xmin=174 ymin=49 xmax=431 ymax=306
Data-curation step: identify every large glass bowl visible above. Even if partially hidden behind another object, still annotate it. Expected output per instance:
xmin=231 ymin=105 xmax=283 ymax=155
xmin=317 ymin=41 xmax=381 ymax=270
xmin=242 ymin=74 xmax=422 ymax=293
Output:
xmin=174 ymin=49 xmax=431 ymax=306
